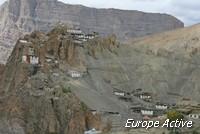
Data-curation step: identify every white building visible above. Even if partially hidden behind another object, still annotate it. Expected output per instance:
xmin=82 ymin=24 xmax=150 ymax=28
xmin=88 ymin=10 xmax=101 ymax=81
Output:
xmin=46 ymin=58 xmax=52 ymax=63
xmin=68 ymin=70 xmax=82 ymax=78
xmin=140 ymin=93 xmax=152 ymax=99
xmin=22 ymin=55 xmax=28 ymax=63
xmin=67 ymin=29 xmax=82 ymax=34
xmin=88 ymin=34 xmax=95 ymax=39
xmin=22 ymin=55 xmax=39 ymax=65
xmin=30 ymin=56 xmax=39 ymax=65
xmin=77 ymin=34 xmax=85 ymax=38
xmin=19 ymin=40 xmax=28 ymax=43
xmin=85 ymin=34 xmax=95 ymax=40
xmin=141 ymin=109 xmax=154 ymax=116
xmin=155 ymin=103 xmax=168 ymax=110
xmin=90 ymin=110 xmax=98 ymax=115
xmin=188 ymin=111 xmax=200 ymax=119
xmin=113 ymin=91 xmax=125 ymax=97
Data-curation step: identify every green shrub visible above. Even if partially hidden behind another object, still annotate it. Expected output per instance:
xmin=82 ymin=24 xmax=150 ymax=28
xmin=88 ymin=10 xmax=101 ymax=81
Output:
xmin=167 ymin=110 xmax=184 ymax=121
xmin=80 ymin=102 xmax=87 ymax=111
xmin=62 ymin=86 xmax=71 ymax=94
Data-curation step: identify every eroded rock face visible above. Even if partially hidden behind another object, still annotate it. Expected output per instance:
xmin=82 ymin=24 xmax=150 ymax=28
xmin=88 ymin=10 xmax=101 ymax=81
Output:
xmin=0 ymin=27 xmax=102 ymax=134
xmin=0 ymin=0 xmax=184 ymax=64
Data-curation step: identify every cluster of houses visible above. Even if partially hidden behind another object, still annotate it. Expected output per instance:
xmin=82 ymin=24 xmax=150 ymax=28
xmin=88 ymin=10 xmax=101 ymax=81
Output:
xmin=20 ymin=40 xmax=87 ymax=79
xmin=129 ymin=103 xmax=168 ymax=118
xmin=20 ymin=27 xmax=97 ymax=65
xmin=67 ymin=28 xmax=96 ymax=45
xmin=113 ymin=88 xmax=170 ymax=119
xmin=113 ymin=86 xmax=200 ymax=123
xmin=113 ymin=88 xmax=153 ymax=102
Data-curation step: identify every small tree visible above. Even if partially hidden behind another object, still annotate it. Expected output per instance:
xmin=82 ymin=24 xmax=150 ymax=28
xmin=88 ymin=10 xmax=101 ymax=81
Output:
xmin=62 ymin=86 xmax=71 ymax=94
xmin=167 ymin=110 xmax=184 ymax=133
xmin=167 ymin=110 xmax=184 ymax=122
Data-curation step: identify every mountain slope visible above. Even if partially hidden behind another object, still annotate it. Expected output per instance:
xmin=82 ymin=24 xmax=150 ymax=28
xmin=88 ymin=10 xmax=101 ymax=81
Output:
xmin=0 ymin=23 xmax=200 ymax=133
xmin=69 ymin=24 xmax=200 ymax=107
xmin=0 ymin=0 xmax=184 ymax=64
xmin=125 ymin=24 xmax=200 ymax=103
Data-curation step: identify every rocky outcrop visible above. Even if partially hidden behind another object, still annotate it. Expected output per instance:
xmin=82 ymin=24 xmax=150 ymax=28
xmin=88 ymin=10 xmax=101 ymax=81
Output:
xmin=0 ymin=0 xmax=184 ymax=64
xmin=0 ymin=27 xmax=102 ymax=134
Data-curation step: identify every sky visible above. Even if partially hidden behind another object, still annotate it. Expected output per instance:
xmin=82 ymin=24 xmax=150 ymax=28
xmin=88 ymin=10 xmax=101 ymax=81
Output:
xmin=0 ymin=0 xmax=199 ymax=26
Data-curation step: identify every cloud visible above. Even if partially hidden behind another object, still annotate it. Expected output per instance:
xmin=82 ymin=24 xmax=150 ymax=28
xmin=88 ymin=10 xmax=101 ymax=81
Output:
xmin=168 ymin=0 xmax=200 ymax=25
xmin=171 ymin=0 xmax=200 ymax=10
xmin=0 ymin=0 xmax=6 ymax=5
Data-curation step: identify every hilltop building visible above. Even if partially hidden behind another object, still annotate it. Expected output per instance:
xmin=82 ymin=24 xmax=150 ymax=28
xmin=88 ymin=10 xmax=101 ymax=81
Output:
xmin=67 ymin=28 xmax=96 ymax=45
